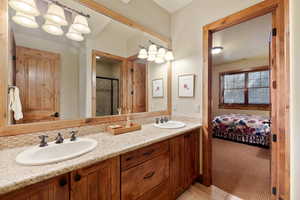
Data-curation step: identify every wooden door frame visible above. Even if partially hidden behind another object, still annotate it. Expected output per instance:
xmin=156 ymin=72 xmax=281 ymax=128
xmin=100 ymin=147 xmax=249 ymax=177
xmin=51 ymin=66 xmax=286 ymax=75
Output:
xmin=91 ymin=50 xmax=126 ymax=117
xmin=202 ymin=1 xmax=290 ymax=200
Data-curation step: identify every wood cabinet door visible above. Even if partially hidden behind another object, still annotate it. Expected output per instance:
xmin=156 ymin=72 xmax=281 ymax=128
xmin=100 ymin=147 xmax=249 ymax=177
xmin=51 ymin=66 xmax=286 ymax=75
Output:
xmin=184 ymin=130 xmax=200 ymax=188
xmin=0 ymin=174 xmax=69 ymax=200
xmin=70 ymin=157 xmax=120 ymax=200
xmin=131 ymin=62 xmax=146 ymax=113
xmin=169 ymin=135 xmax=185 ymax=199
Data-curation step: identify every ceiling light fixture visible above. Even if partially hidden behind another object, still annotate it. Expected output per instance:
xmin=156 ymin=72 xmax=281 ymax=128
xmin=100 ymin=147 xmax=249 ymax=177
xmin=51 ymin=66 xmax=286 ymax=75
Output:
xmin=12 ymin=12 xmax=39 ymax=28
xmin=44 ymin=4 xmax=68 ymax=26
xmin=212 ymin=46 xmax=224 ymax=54
xmin=96 ymin=56 xmax=101 ymax=60
xmin=42 ymin=20 xmax=64 ymax=35
xmin=137 ymin=41 xmax=174 ymax=63
xmin=9 ymin=0 xmax=40 ymax=16
xmin=66 ymin=25 xmax=84 ymax=41
xmin=72 ymin=15 xmax=91 ymax=34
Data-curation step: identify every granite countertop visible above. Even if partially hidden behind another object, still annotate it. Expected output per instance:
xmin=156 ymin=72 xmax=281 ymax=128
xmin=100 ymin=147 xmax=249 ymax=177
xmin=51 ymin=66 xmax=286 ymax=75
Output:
xmin=0 ymin=119 xmax=201 ymax=195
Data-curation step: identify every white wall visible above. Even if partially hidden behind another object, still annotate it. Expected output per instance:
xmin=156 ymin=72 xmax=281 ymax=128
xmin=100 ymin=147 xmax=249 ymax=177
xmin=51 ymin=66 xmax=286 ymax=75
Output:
xmin=290 ymin=0 xmax=299 ymax=199
xmin=171 ymin=0 xmax=263 ymax=119
xmin=212 ymin=57 xmax=270 ymax=118
xmin=92 ymin=0 xmax=170 ymax=38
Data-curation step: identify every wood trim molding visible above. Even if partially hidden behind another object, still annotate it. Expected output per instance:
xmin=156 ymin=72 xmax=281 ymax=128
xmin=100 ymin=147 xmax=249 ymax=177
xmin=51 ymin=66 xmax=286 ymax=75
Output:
xmin=202 ymin=1 xmax=290 ymax=200
xmin=79 ymin=0 xmax=171 ymax=44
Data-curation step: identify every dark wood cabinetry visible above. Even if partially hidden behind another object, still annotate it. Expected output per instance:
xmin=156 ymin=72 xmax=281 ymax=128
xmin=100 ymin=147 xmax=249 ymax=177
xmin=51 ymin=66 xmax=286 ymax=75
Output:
xmin=0 ymin=174 xmax=69 ymax=200
xmin=0 ymin=129 xmax=200 ymax=200
xmin=70 ymin=157 xmax=120 ymax=200
xmin=170 ymin=129 xmax=200 ymax=199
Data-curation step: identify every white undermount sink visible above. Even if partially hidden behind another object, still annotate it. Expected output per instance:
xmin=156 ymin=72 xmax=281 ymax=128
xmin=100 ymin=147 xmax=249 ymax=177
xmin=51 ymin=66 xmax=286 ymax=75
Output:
xmin=16 ymin=138 xmax=98 ymax=166
xmin=153 ymin=121 xmax=186 ymax=129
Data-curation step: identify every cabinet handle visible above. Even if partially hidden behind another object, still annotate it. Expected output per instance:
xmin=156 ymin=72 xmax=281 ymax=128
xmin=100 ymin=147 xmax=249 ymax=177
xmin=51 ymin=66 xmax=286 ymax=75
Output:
xmin=143 ymin=149 xmax=154 ymax=156
xmin=126 ymin=156 xmax=134 ymax=161
xmin=59 ymin=178 xmax=67 ymax=187
xmin=74 ymin=174 xmax=81 ymax=182
xmin=143 ymin=171 xmax=155 ymax=179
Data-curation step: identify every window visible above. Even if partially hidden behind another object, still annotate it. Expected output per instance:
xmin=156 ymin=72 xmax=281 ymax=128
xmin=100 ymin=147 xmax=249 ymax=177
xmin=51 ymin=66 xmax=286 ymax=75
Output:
xmin=219 ymin=67 xmax=270 ymax=110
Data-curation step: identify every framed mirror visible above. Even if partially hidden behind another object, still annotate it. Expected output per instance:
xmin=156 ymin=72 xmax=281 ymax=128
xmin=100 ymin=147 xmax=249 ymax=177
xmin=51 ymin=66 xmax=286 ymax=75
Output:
xmin=0 ymin=0 xmax=172 ymax=135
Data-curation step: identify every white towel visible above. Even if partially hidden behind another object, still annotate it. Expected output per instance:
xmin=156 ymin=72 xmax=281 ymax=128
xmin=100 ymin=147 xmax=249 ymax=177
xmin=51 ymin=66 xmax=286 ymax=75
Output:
xmin=9 ymin=87 xmax=23 ymax=120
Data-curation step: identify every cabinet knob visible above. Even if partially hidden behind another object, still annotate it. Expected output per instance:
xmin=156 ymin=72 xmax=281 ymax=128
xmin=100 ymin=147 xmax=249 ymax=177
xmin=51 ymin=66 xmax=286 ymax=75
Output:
xmin=143 ymin=171 xmax=155 ymax=179
xmin=74 ymin=174 xmax=81 ymax=182
xmin=59 ymin=178 xmax=67 ymax=187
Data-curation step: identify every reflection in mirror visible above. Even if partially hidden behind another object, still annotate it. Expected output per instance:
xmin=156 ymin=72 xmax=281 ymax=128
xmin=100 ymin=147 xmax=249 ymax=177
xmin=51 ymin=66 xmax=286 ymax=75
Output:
xmin=6 ymin=0 xmax=170 ymax=125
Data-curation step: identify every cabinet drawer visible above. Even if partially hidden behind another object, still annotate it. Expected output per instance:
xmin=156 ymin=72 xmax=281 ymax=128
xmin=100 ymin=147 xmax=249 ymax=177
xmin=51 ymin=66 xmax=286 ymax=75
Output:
xmin=136 ymin=180 xmax=169 ymax=200
xmin=121 ymin=140 xmax=169 ymax=171
xmin=121 ymin=152 xmax=170 ymax=200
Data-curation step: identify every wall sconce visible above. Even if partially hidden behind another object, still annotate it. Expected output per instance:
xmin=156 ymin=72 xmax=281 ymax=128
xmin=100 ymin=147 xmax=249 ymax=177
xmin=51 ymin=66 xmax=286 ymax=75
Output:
xmin=44 ymin=4 xmax=68 ymax=26
xmin=72 ymin=15 xmax=91 ymax=34
xmin=9 ymin=0 xmax=40 ymax=16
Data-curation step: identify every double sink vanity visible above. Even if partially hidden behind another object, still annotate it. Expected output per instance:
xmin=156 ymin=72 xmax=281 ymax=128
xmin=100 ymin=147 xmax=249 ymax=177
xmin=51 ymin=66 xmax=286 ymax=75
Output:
xmin=0 ymin=119 xmax=201 ymax=200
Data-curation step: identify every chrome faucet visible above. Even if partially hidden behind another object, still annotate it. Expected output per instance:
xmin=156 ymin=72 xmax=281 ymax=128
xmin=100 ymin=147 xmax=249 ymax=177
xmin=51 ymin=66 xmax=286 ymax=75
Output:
xmin=70 ymin=131 xmax=78 ymax=141
xmin=55 ymin=133 xmax=64 ymax=144
xmin=39 ymin=135 xmax=48 ymax=147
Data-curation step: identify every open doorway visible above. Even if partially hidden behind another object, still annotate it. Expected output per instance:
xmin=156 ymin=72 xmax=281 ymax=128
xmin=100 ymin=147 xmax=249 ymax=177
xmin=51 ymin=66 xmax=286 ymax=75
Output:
xmin=202 ymin=1 xmax=290 ymax=200
xmin=211 ymin=14 xmax=272 ymax=200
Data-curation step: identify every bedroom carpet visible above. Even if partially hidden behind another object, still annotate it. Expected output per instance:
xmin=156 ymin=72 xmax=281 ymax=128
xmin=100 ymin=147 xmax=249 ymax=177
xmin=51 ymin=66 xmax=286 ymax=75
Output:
xmin=212 ymin=138 xmax=271 ymax=200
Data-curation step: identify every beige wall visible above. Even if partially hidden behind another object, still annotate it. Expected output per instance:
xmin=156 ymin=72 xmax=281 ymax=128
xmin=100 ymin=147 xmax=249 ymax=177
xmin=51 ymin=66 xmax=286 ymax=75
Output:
xmin=290 ymin=0 xmax=299 ymax=198
xmin=171 ymin=0 xmax=263 ymax=119
xmin=147 ymin=62 xmax=168 ymax=112
xmin=212 ymin=57 xmax=270 ymax=118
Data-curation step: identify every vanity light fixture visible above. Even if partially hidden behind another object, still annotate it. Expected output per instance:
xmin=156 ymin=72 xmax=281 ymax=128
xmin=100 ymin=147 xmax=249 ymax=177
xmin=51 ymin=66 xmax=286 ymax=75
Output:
xmin=155 ymin=57 xmax=164 ymax=64
xmin=72 ymin=15 xmax=91 ymax=34
xmin=42 ymin=20 xmax=64 ymax=35
xmin=66 ymin=25 xmax=84 ymax=41
xmin=147 ymin=54 xmax=156 ymax=62
xmin=12 ymin=12 xmax=39 ymax=28
xmin=212 ymin=46 xmax=224 ymax=54
xmin=165 ymin=50 xmax=174 ymax=61
xmin=44 ymin=4 xmax=68 ymax=26
xmin=9 ymin=0 xmax=40 ymax=16
xmin=138 ymin=48 xmax=148 ymax=59
xmin=157 ymin=47 xmax=166 ymax=58
xmin=148 ymin=44 xmax=157 ymax=56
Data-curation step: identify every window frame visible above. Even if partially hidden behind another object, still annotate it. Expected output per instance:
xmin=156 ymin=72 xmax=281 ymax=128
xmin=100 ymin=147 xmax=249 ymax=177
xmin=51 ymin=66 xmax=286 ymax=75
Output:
xmin=219 ymin=66 xmax=271 ymax=110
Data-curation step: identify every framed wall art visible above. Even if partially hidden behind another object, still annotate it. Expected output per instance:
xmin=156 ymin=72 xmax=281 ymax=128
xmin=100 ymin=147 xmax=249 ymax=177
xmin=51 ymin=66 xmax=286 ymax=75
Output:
xmin=178 ymin=74 xmax=195 ymax=97
xmin=152 ymin=78 xmax=164 ymax=98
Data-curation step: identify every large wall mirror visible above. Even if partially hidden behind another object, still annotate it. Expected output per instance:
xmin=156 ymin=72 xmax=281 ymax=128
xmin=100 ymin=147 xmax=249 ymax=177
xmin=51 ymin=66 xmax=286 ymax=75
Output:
xmin=1 ymin=0 xmax=171 ymax=133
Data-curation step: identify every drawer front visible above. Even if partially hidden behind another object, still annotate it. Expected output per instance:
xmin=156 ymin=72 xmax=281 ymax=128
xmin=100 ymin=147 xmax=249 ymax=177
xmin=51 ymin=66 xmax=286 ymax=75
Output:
xmin=121 ymin=140 xmax=169 ymax=171
xmin=121 ymin=152 xmax=170 ymax=200
xmin=136 ymin=180 xmax=170 ymax=200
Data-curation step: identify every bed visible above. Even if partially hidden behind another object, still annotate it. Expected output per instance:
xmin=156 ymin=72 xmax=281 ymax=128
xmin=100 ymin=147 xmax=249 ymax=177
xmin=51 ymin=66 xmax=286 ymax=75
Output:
xmin=212 ymin=114 xmax=271 ymax=148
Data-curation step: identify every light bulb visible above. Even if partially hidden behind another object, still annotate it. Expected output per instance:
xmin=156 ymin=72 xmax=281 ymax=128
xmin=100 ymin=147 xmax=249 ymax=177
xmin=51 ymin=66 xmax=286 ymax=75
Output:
xmin=138 ymin=48 xmax=148 ymax=59
xmin=165 ymin=50 xmax=174 ymax=61
xmin=157 ymin=48 xmax=166 ymax=58
xmin=66 ymin=26 xmax=84 ymax=41
xmin=147 ymin=54 xmax=156 ymax=61
xmin=9 ymin=0 xmax=40 ymax=16
xmin=44 ymin=4 xmax=68 ymax=26
xmin=42 ymin=20 xmax=64 ymax=35
xmin=12 ymin=12 xmax=39 ymax=28
xmin=72 ymin=15 xmax=91 ymax=34
xmin=148 ymin=44 xmax=157 ymax=55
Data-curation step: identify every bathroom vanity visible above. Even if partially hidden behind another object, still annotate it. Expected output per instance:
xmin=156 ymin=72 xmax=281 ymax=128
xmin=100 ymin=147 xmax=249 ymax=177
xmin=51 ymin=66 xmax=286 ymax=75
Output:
xmin=0 ymin=124 xmax=201 ymax=200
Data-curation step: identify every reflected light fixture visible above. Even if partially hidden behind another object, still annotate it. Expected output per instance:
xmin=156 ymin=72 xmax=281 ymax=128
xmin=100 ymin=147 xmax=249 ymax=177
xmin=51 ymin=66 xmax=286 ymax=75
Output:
xmin=157 ymin=48 xmax=166 ymax=58
xmin=165 ymin=50 xmax=174 ymax=61
xmin=72 ymin=15 xmax=91 ymax=34
xmin=44 ymin=4 xmax=68 ymax=26
xmin=42 ymin=20 xmax=64 ymax=35
xmin=66 ymin=25 xmax=84 ymax=41
xmin=12 ymin=12 xmax=39 ymax=28
xmin=9 ymin=0 xmax=40 ymax=16
xmin=148 ymin=44 xmax=157 ymax=55
xmin=147 ymin=54 xmax=156 ymax=61
xmin=212 ymin=46 xmax=224 ymax=54
xmin=138 ymin=48 xmax=148 ymax=59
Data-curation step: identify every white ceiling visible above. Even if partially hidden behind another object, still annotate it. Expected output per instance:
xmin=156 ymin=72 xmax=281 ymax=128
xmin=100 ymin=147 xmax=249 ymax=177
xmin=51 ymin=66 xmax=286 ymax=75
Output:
xmin=213 ymin=14 xmax=272 ymax=65
xmin=153 ymin=0 xmax=193 ymax=13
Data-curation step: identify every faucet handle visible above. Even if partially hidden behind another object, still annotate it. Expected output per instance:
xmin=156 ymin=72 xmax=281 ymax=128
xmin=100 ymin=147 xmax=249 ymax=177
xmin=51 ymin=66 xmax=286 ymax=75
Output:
xmin=39 ymin=135 xmax=48 ymax=147
xmin=55 ymin=133 xmax=64 ymax=144
xmin=70 ymin=131 xmax=78 ymax=141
